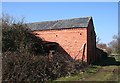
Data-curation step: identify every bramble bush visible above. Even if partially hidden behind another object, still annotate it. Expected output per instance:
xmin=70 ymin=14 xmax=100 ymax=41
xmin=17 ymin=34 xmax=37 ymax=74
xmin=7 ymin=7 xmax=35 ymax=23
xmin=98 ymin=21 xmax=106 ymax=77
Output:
xmin=2 ymin=18 xmax=45 ymax=54
xmin=2 ymin=52 xmax=88 ymax=82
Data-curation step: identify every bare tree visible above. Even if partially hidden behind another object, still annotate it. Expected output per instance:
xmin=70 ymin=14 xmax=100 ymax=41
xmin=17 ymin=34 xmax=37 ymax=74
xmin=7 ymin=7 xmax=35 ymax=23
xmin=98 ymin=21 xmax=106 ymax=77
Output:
xmin=96 ymin=37 xmax=101 ymax=44
xmin=108 ymin=34 xmax=120 ymax=54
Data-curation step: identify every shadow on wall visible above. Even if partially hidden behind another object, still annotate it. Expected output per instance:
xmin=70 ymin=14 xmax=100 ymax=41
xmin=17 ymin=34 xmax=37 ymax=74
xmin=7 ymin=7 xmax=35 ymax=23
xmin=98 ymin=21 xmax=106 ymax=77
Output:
xmin=43 ymin=41 xmax=74 ymax=62
xmin=93 ymin=56 xmax=120 ymax=66
xmin=93 ymin=48 xmax=120 ymax=66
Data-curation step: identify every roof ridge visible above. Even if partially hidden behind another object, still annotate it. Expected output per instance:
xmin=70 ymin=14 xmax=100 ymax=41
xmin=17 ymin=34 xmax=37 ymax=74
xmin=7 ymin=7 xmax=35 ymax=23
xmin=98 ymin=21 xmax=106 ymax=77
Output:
xmin=29 ymin=16 xmax=92 ymax=24
xmin=54 ymin=16 xmax=92 ymax=21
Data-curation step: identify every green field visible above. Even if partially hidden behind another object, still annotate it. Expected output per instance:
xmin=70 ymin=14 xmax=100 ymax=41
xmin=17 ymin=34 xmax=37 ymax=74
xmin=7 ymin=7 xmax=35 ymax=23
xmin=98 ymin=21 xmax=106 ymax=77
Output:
xmin=53 ymin=54 xmax=120 ymax=82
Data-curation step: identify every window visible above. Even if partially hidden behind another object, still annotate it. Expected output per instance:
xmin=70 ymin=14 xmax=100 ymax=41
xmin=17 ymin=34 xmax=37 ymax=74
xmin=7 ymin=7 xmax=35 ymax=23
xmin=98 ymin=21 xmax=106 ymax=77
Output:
xmin=80 ymin=33 xmax=82 ymax=35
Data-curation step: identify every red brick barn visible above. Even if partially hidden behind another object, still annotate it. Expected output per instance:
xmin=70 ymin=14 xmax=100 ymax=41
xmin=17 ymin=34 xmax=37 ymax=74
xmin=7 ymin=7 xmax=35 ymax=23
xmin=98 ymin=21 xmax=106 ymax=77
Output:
xmin=29 ymin=17 xmax=96 ymax=64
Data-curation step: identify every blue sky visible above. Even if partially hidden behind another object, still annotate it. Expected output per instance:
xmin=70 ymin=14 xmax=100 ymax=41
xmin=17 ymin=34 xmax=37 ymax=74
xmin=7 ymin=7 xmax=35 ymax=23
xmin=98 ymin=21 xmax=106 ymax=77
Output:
xmin=118 ymin=2 xmax=120 ymax=35
xmin=2 ymin=2 xmax=118 ymax=44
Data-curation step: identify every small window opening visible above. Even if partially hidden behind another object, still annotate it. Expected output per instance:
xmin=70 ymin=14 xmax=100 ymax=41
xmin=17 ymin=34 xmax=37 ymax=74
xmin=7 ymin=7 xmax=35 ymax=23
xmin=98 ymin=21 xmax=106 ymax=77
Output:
xmin=80 ymin=33 xmax=82 ymax=35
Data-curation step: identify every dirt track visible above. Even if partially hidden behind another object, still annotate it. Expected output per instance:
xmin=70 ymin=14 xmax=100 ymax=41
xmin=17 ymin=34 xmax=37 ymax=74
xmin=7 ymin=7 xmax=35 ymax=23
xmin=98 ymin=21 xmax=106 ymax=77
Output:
xmin=81 ymin=55 xmax=120 ymax=81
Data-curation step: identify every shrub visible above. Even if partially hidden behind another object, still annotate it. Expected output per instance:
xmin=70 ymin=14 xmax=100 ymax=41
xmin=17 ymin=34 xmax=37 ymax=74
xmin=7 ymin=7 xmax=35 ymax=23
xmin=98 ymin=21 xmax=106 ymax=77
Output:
xmin=2 ymin=52 xmax=88 ymax=82
xmin=2 ymin=14 xmax=45 ymax=55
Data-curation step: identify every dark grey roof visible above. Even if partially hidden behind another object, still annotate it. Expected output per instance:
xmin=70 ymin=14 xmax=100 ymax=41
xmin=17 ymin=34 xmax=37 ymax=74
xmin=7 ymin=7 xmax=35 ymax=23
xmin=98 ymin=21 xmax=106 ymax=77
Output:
xmin=28 ymin=17 xmax=92 ymax=31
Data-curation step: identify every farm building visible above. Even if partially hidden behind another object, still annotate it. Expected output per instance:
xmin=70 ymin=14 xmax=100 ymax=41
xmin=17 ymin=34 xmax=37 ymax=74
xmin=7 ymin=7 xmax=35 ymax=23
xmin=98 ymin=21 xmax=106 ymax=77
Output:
xmin=28 ymin=17 xmax=97 ymax=64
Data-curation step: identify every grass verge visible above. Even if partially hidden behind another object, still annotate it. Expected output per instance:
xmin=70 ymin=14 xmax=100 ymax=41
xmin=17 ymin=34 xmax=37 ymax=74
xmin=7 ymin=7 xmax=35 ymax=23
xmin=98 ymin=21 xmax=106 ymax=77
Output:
xmin=52 ymin=65 xmax=101 ymax=82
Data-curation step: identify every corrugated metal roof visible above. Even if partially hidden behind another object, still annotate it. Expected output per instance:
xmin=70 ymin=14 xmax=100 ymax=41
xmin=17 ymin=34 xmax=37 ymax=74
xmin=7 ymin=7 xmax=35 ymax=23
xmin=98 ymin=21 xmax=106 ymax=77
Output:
xmin=28 ymin=17 xmax=92 ymax=31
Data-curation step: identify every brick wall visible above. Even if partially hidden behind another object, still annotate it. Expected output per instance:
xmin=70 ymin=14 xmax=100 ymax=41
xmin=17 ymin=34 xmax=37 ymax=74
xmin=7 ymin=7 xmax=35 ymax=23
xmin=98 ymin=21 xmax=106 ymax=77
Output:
xmin=32 ymin=28 xmax=88 ymax=62
xmin=87 ymin=18 xmax=96 ymax=64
